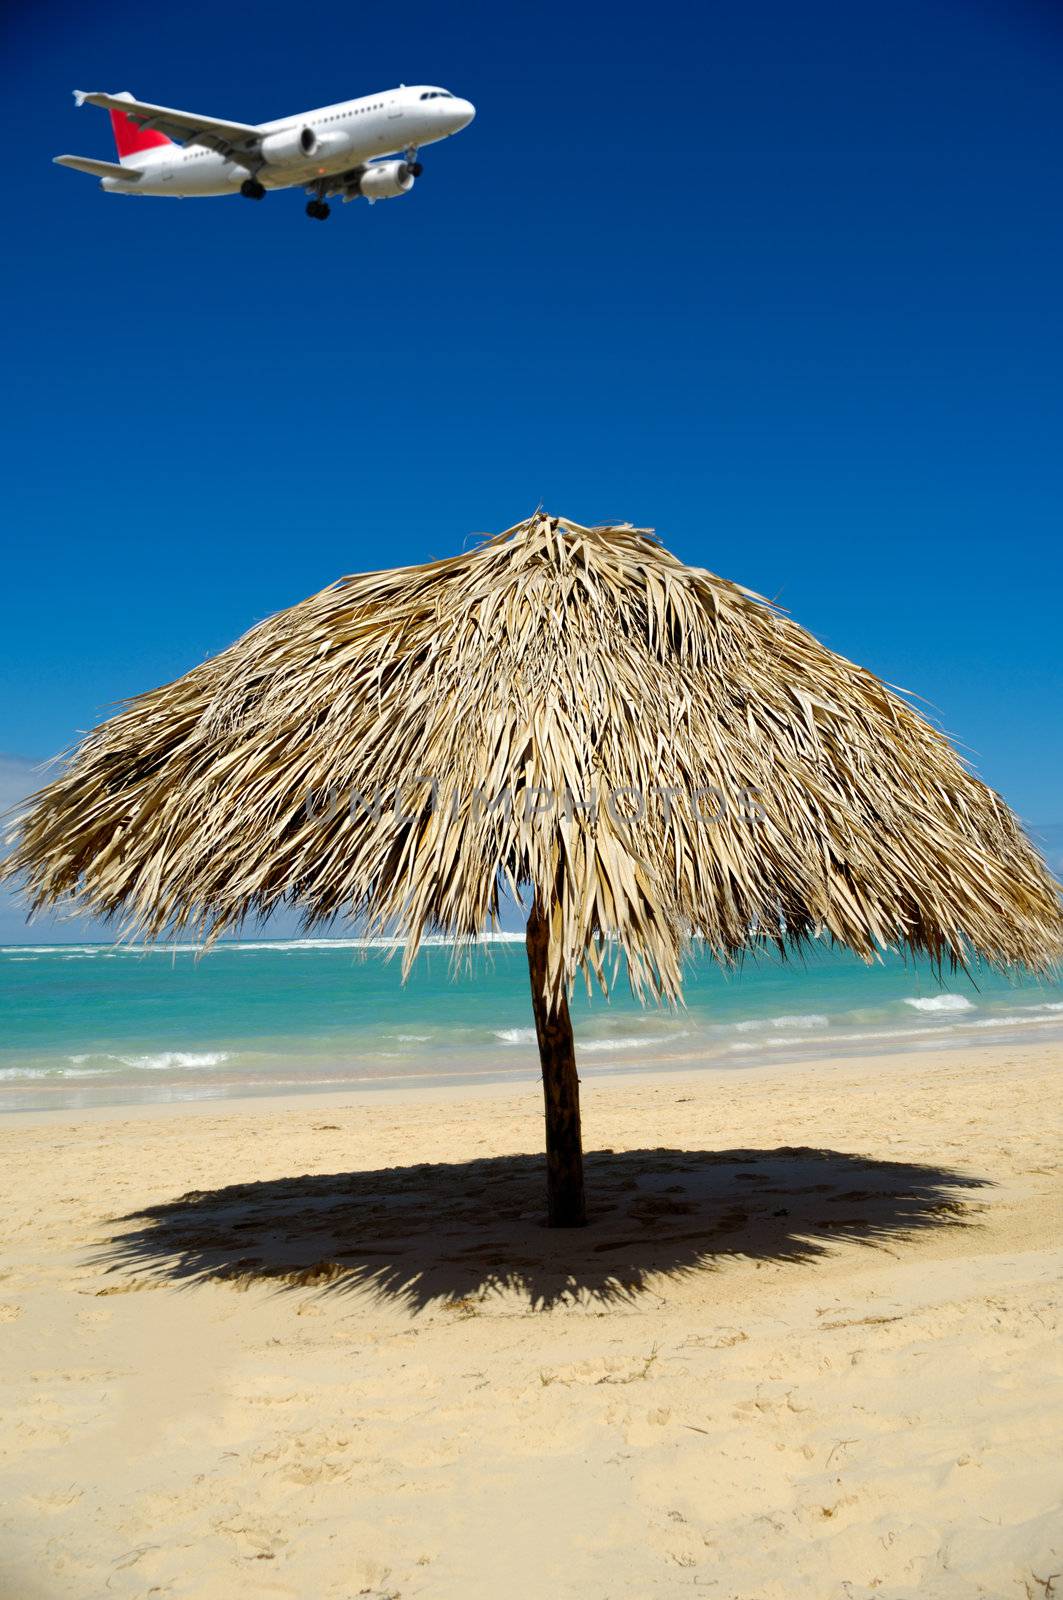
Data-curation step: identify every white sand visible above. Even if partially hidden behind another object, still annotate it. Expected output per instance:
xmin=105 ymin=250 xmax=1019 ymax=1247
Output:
xmin=1 ymin=1041 xmax=1061 ymax=1599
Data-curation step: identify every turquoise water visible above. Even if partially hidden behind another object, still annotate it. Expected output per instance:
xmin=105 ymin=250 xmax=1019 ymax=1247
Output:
xmin=2 ymin=937 xmax=1061 ymax=1109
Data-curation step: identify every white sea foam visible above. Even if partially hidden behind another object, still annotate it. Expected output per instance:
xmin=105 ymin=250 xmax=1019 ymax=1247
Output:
xmin=903 ymin=995 xmax=974 ymax=1014
xmin=491 ymin=1029 xmax=690 ymax=1054
xmin=123 ymin=1051 xmax=230 ymax=1070
xmin=66 ymin=1050 xmax=230 ymax=1072
xmin=966 ymin=1013 xmax=1063 ymax=1030
xmin=579 ymin=1032 xmax=687 ymax=1053
xmin=395 ymin=1034 xmax=432 ymax=1043
xmin=727 ymin=1023 xmax=951 ymax=1054
xmin=1 ymin=1064 xmax=119 ymax=1080
xmin=1 ymin=943 xmax=205 ymax=956
xmin=730 ymin=1012 xmax=829 ymax=1033
xmin=1 ymin=932 xmax=527 ymax=958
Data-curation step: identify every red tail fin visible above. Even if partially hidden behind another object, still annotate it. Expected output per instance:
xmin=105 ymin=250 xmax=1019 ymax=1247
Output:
xmin=109 ymin=102 xmax=172 ymax=162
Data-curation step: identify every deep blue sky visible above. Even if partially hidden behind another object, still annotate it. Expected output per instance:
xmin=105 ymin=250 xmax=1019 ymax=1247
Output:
xmin=2 ymin=0 xmax=1061 ymax=850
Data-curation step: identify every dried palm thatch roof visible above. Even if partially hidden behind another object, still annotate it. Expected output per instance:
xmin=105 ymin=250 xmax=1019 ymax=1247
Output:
xmin=5 ymin=514 xmax=1061 ymax=1004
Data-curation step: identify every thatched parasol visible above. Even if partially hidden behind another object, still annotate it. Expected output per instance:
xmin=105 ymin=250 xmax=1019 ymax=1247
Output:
xmin=6 ymin=514 xmax=1061 ymax=1224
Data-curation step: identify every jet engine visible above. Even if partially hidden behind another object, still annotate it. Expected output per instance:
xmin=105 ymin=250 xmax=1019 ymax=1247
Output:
xmin=357 ymin=161 xmax=415 ymax=200
xmin=259 ymin=125 xmax=319 ymax=166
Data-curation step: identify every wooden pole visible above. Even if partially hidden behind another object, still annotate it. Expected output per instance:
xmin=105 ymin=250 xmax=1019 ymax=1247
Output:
xmin=526 ymin=895 xmax=587 ymax=1227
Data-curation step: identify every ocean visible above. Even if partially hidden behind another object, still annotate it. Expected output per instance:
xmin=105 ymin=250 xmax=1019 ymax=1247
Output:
xmin=3 ymin=936 xmax=1062 ymax=1111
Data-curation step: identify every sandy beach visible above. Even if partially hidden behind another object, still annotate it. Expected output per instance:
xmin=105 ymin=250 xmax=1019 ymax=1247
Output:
xmin=2 ymin=1039 xmax=1061 ymax=1599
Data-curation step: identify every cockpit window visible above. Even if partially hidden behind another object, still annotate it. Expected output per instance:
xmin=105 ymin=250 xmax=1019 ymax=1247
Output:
xmin=419 ymin=90 xmax=454 ymax=100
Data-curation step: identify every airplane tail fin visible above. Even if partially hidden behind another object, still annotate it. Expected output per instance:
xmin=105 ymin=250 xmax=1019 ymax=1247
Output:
xmin=96 ymin=90 xmax=173 ymax=164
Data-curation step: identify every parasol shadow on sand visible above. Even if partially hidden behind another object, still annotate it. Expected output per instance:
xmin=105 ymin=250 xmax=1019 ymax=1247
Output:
xmin=94 ymin=1144 xmax=989 ymax=1313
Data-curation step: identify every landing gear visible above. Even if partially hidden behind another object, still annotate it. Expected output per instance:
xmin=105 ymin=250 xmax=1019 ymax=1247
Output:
xmin=306 ymin=199 xmax=331 ymax=220
xmin=404 ymin=147 xmax=423 ymax=178
xmin=240 ymin=178 xmax=266 ymax=201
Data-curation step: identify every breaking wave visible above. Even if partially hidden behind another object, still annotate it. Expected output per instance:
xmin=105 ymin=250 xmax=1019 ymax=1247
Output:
xmin=67 ymin=1050 xmax=230 ymax=1072
xmin=579 ymin=1032 xmax=687 ymax=1053
xmin=731 ymin=1012 xmax=829 ymax=1033
xmin=903 ymin=995 xmax=974 ymax=1014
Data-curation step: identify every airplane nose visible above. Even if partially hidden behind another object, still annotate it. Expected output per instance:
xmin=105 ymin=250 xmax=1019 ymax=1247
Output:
xmin=453 ymin=98 xmax=475 ymax=129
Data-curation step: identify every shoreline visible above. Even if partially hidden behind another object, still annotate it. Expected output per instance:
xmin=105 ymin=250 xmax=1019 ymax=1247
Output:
xmin=3 ymin=1020 xmax=1063 ymax=1119
xmin=3 ymin=1034 xmax=1061 ymax=1127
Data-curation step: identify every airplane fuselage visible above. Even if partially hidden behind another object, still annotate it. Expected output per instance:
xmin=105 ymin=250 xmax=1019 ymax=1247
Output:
xmin=104 ymin=85 xmax=474 ymax=198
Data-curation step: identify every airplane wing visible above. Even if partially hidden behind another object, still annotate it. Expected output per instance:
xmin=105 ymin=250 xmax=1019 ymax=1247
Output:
xmin=73 ymin=90 xmax=260 ymax=160
xmin=54 ymin=154 xmax=141 ymax=181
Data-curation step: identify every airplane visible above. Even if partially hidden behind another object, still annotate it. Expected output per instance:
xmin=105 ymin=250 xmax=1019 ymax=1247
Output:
xmin=54 ymin=85 xmax=475 ymax=220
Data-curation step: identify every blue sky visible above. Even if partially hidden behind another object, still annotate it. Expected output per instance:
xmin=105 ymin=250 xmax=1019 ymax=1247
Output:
xmin=1 ymin=0 xmax=1061 ymax=939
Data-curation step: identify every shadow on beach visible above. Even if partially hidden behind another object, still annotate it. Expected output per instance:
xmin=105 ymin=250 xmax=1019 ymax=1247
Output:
xmin=94 ymin=1146 xmax=989 ymax=1312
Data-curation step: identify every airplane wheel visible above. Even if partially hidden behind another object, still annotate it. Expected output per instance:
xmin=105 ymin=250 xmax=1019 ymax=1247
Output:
xmin=240 ymin=179 xmax=266 ymax=201
xmin=306 ymin=200 xmax=330 ymax=220
xmin=408 ymin=161 xmax=423 ymax=177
